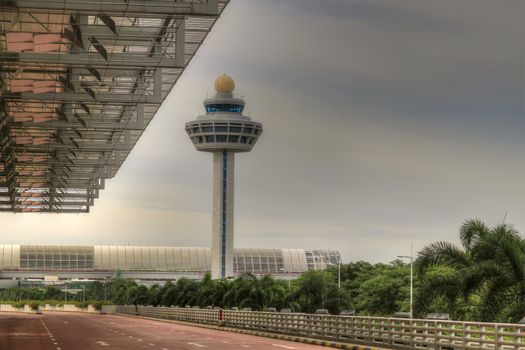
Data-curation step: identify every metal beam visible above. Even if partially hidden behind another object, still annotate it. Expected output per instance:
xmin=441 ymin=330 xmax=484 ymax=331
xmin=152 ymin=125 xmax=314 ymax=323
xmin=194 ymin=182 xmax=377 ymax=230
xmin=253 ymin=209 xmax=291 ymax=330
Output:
xmin=10 ymin=0 xmax=219 ymax=16
xmin=0 ymin=208 xmax=90 ymax=213
xmin=3 ymin=92 xmax=161 ymax=104
xmin=1 ymin=52 xmax=181 ymax=69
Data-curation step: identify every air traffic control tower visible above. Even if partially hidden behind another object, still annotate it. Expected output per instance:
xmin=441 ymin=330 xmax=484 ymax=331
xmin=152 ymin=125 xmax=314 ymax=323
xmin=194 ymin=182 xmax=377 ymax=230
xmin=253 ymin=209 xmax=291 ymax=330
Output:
xmin=185 ymin=75 xmax=263 ymax=279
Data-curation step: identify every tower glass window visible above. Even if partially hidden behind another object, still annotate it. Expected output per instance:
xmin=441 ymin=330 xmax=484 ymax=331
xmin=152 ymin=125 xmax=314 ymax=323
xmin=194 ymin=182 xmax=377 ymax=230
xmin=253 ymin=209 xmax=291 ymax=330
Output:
xmin=206 ymin=104 xmax=244 ymax=113
xmin=214 ymin=125 xmax=228 ymax=132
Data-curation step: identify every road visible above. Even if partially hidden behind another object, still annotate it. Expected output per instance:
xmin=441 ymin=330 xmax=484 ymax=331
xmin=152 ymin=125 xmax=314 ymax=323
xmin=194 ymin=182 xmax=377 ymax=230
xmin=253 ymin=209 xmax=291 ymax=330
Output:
xmin=0 ymin=313 xmax=330 ymax=350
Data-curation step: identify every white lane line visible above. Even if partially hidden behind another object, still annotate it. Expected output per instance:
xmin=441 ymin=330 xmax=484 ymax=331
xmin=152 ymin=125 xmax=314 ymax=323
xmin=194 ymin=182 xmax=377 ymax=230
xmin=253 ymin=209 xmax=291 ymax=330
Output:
xmin=272 ymin=345 xmax=297 ymax=349
xmin=241 ymin=345 xmax=250 ymax=348
xmin=96 ymin=341 xmax=111 ymax=347
xmin=148 ymin=343 xmax=155 ymax=346
xmin=137 ymin=338 xmax=143 ymax=342
xmin=188 ymin=342 xmax=207 ymax=348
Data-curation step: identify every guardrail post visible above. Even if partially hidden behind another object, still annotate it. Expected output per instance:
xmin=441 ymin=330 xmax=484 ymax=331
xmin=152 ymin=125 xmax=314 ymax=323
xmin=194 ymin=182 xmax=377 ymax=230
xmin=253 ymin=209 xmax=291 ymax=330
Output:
xmin=219 ymin=309 xmax=224 ymax=326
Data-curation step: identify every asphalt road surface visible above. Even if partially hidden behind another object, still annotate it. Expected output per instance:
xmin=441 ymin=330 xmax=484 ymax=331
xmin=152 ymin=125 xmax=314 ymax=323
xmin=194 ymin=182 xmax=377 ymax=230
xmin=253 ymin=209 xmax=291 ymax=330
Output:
xmin=0 ymin=313 xmax=330 ymax=350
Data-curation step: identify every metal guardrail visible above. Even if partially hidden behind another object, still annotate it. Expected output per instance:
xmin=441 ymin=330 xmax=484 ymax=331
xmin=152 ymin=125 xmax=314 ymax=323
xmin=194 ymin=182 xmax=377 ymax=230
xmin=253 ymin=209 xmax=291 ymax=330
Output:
xmin=115 ymin=306 xmax=525 ymax=350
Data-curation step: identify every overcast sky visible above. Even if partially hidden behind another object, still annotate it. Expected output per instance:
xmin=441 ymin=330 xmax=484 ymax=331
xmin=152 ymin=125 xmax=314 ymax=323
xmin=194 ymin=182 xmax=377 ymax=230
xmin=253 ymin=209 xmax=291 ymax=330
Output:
xmin=2 ymin=0 xmax=524 ymax=262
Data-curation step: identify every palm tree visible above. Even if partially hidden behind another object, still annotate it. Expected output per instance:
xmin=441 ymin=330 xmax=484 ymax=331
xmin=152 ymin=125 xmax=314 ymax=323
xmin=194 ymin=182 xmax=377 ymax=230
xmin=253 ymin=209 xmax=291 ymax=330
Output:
xmin=415 ymin=219 xmax=525 ymax=322
xmin=222 ymin=273 xmax=258 ymax=309
xmin=195 ymin=273 xmax=231 ymax=308
xmin=290 ymin=270 xmax=349 ymax=314
xmin=254 ymin=274 xmax=287 ymax=311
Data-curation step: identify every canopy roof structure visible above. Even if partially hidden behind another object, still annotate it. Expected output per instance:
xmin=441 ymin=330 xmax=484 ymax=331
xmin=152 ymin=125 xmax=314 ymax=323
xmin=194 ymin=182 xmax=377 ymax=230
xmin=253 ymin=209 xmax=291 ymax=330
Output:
xmin=0 ymin=0 xmax=229 ymax=213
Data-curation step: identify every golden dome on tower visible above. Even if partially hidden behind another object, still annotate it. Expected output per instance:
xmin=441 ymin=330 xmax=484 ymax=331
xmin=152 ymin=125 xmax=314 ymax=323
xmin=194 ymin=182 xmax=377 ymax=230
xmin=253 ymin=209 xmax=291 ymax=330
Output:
xmin=214 ymin=74 xmax=235 ymax=94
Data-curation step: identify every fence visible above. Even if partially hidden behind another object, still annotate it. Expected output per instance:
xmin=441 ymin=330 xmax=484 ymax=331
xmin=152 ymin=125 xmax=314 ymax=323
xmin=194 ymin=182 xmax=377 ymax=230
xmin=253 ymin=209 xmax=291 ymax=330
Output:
xmin=116 ymin=305 xmax=525 ymax=350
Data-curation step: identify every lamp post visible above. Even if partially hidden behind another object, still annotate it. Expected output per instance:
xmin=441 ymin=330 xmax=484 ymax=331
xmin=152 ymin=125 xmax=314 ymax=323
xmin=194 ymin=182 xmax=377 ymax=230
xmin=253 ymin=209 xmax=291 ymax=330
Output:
xmin=397 ymin=243 xmax=414 ymax=319
xmin=280 ymin=268 xmax=291 ymax=290
xmin=327 ymin=262 xmax=341 ymax=289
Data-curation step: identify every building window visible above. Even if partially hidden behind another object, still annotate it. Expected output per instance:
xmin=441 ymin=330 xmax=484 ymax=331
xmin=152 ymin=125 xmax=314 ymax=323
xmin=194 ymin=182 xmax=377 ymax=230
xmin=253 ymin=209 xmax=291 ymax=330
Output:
xmin=19 ymin=245 xmax=94 ymax=271
xmin=228 ymin=135 xmax=238 ymax=143
xmin=216 ymin=135 xmax=227 ymax=142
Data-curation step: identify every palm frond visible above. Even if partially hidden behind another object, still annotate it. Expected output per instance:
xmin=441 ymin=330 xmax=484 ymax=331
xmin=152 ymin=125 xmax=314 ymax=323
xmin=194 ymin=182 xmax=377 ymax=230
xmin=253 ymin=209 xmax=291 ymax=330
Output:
xmin=459 ymin=218 xmax=490 ymax=251
xmin=416 ymin=241 xmax=469 ymax=275
xmin=414 ymin=273 xmax=461 ymax=317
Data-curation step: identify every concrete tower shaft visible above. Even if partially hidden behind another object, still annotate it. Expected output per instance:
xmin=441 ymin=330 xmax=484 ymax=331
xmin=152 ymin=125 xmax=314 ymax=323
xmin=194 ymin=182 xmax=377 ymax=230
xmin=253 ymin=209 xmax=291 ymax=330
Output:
xmin=212 ymin=151 xmax=234 ymax=278
xmin=185 ymin=75 xmax=263 ymax=279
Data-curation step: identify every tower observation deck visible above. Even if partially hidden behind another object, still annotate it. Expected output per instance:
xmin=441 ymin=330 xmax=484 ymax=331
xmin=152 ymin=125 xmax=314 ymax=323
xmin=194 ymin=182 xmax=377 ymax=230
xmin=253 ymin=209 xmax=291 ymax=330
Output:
xmin=185 ymin=75 xmax=263 ymax=278
xmin=0 ymin=0 xmax=230 ymax=213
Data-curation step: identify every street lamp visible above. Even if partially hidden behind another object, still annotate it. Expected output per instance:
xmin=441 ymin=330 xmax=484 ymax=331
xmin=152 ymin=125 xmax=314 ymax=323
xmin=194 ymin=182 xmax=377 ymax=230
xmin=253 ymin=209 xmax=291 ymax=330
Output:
xmin=279 ymin=268 xmax=291 ymax=290
xmin=327 ymin=262 xmax=341 ymax=289
xmin=397 ymin=243 xmax=414 ymax=319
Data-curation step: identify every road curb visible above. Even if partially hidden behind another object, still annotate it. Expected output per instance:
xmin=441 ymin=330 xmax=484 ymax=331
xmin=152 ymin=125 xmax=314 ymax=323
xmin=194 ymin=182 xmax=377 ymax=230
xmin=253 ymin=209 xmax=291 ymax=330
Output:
xmin=115 ymin=313 xmax=386 ymax=350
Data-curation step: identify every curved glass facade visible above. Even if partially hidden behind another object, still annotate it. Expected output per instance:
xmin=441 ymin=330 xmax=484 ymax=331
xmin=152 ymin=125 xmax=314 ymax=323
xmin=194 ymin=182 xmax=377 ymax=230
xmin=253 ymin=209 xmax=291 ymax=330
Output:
xmin=20 ymin=245 xmax=94 ymax=271
xmin=0 ymin=245 xmax=341 ymax=275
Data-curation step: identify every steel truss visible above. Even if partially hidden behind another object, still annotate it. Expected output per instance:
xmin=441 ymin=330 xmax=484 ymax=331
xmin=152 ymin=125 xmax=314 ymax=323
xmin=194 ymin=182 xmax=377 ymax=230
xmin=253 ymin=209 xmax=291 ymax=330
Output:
xmin=0 ymin=0 xmax=229 ymax=213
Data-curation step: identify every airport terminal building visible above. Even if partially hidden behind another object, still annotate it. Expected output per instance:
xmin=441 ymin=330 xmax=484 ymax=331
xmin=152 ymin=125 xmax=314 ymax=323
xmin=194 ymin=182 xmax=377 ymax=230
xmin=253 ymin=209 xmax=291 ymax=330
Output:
xmin=0 ymin=245 xmax=341 ymax=283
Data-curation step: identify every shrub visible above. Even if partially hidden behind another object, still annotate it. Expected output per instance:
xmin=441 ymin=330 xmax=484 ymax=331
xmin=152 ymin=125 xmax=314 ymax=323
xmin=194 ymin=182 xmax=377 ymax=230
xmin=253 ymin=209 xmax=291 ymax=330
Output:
xmin=29 ymin=301 xmax=41 ymax=310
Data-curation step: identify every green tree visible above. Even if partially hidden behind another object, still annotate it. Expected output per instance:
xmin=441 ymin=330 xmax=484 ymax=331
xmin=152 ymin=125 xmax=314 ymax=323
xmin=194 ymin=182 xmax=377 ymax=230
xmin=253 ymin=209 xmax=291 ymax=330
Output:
xmin=43 ymin=286 xmax=63 ymax=300
xmin=353 ymin=261 xmax=410 ymax=316
xmin=124 ymin=285 xmax=149 ymax=306
xmin=290 ymin=270 xmax=349 ymax=314
xmin=148 ymin=284 xmax=162 ymax=306
xmin=415 ymin=219 xmax=525 ymax=322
